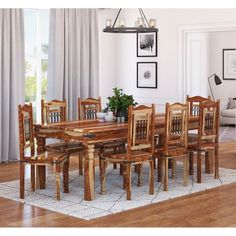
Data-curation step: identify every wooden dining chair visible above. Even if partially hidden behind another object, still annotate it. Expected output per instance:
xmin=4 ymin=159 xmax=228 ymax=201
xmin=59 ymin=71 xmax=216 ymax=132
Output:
xmin=18 ymin=103 xmax=69 ymax=200
xmin=100 ymin=104 xmax=155 ymax=200
xmin=187 ymin=95 xmax=211 ymax=117
xmin=41 ymin=99 xmax=84 ymax=174
xmin=156 ymin=102 xmax=189 ymax=191
xmin=186 ymin=95 xmax=211 ymax=175
xmin=78 ymin=97 xmax=102 ymax=120
xmin=78 ymin=97 xmax=125 ymax=174
xmin=188 ymin=99 xmax=220 ymax=183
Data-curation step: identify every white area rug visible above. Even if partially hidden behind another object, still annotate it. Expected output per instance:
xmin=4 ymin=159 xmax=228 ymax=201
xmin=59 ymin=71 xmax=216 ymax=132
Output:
xmin=0 ymin=163 xmax=236 ymax=220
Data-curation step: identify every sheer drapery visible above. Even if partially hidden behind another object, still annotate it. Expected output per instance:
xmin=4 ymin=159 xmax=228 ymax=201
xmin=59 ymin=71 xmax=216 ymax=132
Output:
xmin=47 ymin=9 xmax=99 ymax=120
xmin=0 ymin=9 xmax=25 ymax=162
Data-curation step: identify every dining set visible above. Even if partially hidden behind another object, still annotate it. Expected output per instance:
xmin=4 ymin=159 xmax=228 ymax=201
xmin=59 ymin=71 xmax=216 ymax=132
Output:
xmin=18 ymin=95 xmax=220 ymax=201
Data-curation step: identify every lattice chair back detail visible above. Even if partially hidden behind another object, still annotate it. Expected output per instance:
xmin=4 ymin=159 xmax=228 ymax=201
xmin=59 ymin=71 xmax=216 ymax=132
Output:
xmin=186 ymin=95 xmax=211 ymax=117
xmin=127 ymin=104 xmax=155 ymax=160
xmin=41 ymin=99 xmax=66 ymax=124
xmin=78 ymin=97 xmax=101 ymax=120
xmin=165 ymin=102 xmax=188 ymax=152
xmin=18 ymin=103 xmax=35 ymax=161
xmin=198 ymin=99 xmax=220 ymax=145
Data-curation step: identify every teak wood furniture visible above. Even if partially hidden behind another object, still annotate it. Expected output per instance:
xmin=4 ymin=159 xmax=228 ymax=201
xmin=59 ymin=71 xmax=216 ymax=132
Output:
xmin=18 ymin=103 xmax=69 ymax=200
xmin=41 ymin=99 xmax=84 ymax=171
xmin=41 ymin=99 xmax=82 ymax=153
xmin=188 ymin=99 xmax=220 ymax=183
xmin=155 ymin=103 xmax=189 ymax=191
xmin=78 ymin=97 xmax=102 ymax=120
xmin=34 ymin=113 xmax=200 ymax=201
xmin=186 ymin=95 xmax=213 ymax=175
xmin=100 ymin=104 xmax=155 ymax=200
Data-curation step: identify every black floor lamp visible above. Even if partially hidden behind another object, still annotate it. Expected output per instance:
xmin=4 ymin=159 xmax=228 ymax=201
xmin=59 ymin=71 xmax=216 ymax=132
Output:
xmin=208 ymin=73 xmax=222 ymax=100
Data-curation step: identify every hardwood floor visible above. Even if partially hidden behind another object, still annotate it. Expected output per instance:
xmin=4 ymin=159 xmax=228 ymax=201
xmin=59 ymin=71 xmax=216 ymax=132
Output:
xmin=0 ymin=141 xmax=235 ymax=227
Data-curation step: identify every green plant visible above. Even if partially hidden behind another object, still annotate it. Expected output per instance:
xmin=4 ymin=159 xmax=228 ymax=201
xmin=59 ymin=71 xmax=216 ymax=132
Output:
xmin=105 ymin=87 xmax=138 ymax=115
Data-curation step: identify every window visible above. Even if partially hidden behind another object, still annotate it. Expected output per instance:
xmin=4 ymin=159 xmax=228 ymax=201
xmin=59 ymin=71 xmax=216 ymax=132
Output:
xmin=24 ymin=9 xmax=49 ymax=123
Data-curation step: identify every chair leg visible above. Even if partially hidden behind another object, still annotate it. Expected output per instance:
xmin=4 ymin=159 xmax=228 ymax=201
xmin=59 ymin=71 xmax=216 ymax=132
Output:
xmin=137 ymin=164 xmax=143 ymax=186
xmin=183 ymin=155 xmax=188 ymax=186
xmin=149 ymin=160 xmax=154 ymax=195
xmin=153 ymin=157 xmax=157 ymax=169
xmin=126 ymin=163 xmax=132 ymax=200
xmin=123 ymin=164 xmax=127 ymax=190
xmin=158 ymin=158 xmax=163 ymax=182
xmin=79 ymin=153 xmax=83 ymax=176
xmin=54 ymin=163 xmax=61 ymax=200
xmin=189 ymin=151 xmax=194 ymax=175
xmin=113 ymin=163 xmax=117 ymax=169
xmin=134 ymin=165 xmax=138 ymax=173
xmin=197 ymin=151 xmax=202 ymax=183
xmin=205 ymin=151 xmax=209 ymax=173
xmin=214 ymin=149 xmax=219 ymax=179
xmin=31 ymin=165 xmax=35 ymax=191
xmin=20 ymin=162 xmax=25 ymax=199
xmin=100 ymin=158 xmax=106 ymax=195
xmin=63 ymin=159 xmax=69 ymax=193
xmin=171 ymin=159 xmax=176 ymax=179
xmin=164 ymin=158 xmax=168 ymax=191
xmin=120 ymin=163 xmax=124 ymax=175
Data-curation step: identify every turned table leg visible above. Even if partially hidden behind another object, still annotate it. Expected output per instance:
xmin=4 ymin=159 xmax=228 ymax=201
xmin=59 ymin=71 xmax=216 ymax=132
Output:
xmin=84 ymin=144 xmax=95 ymax=201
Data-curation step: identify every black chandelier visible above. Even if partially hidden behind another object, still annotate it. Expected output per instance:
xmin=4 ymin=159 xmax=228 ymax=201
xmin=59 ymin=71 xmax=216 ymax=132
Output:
xmin=103 ymin=9 xmax=158 ymax=33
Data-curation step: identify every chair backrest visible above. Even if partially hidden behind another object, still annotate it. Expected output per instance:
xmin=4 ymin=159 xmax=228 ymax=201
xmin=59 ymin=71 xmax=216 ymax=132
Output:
xmin=18 ymin=103 xmax=35 ymax=160
xmin=41 ymin=99 xmax=67 ymax=124
xmin=164 ymin=102 xmax=188 ymax=154
xmin=198 ymin=99 xmax=220 ymax=145
xmin=127 ymin=104 xmax=155 ymax=160
xmin=186 ymin=95 xmax=210 ymax=116
xmin=78 ymin=97 xmax=101 ymax=120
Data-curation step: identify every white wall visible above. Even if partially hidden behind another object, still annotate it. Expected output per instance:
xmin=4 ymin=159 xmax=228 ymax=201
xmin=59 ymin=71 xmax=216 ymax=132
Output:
xmin=98 ymin=9 xmax=236 ymax=111
xmin=209 ymin=31 xmax=236 ymax=102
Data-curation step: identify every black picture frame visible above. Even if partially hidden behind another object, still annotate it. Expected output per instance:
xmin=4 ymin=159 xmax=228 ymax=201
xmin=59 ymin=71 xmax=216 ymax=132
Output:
xmin=137 ymin=32 xmax=157 ymax=57
xmin=223 ymin=48 xmax=236 ymax=80
xmin=137 ymin=62 xmax=157 ymax=89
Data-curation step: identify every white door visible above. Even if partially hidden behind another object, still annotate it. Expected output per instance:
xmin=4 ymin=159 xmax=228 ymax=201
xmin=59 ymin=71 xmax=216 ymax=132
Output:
xmin=185 ymin=32 xmax=209 ymax=97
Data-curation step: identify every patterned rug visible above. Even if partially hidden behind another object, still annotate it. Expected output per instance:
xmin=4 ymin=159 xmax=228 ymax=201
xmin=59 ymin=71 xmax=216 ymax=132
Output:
xmin=219 ymin=125 xmax=236 ymax=142
xmin=0 ymin=163 xmax=236 ymax=220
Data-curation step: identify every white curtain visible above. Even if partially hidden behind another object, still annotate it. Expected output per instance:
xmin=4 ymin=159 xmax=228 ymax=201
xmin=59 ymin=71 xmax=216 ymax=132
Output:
xmin=0 ymin=9 xmax=25 ymax=163
xmin=47 ymin=9 xmax=99 ymax=120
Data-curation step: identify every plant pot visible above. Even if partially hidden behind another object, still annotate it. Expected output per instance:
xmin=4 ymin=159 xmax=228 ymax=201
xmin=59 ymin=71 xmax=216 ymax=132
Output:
xmin=117 ymin=111 xmax=128 ymax=122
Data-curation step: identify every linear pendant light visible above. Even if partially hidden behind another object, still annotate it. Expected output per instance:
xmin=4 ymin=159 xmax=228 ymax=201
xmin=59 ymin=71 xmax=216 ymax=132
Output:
xmin=103 ymin=8 xmax=158 ymax=33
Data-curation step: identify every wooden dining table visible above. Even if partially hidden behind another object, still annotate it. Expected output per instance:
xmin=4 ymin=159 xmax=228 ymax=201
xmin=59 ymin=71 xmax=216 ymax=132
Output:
xmin=34 ymin=114 xmax=200 ymax=201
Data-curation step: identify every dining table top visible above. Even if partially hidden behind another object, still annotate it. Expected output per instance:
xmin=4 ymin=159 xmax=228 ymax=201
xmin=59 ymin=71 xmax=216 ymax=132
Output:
xmin=34 ymin=113 xmax=199 ymax=145
xmin=35 ymin=114 xmax=199 ymax=132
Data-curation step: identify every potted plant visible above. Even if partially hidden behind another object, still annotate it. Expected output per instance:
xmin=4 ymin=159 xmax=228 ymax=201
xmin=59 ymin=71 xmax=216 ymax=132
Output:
xmin=104 ymin=87 xmax=138 ymax=121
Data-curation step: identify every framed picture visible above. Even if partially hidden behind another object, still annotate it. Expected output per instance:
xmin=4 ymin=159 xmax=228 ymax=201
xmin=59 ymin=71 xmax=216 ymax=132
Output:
xmin=137 ymin=32 xmax=157 ymax=57
xmin=223 ymin=48 xmax=236 ymax=80
xmin=137 ymin=62 xmax=157 ymax=88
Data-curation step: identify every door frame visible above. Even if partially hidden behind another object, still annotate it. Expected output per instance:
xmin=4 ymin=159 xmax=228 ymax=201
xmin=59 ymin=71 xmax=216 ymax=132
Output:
xmin=178 ymin=22 xmax=236 ymax=101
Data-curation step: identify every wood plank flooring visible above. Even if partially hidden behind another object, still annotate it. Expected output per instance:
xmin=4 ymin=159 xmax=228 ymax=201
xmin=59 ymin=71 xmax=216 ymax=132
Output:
xmin=0 ymin=141 xmax=235 ymax=227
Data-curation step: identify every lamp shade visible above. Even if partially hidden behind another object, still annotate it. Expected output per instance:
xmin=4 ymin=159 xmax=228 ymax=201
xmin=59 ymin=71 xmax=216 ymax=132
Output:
xmin=214 ymin=74 xmax=222 ymax=85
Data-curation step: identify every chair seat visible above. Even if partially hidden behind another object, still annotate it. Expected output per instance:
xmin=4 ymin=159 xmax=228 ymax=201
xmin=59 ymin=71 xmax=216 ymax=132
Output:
xmin=45 ymin=141 xmax=84 ymax=154
xmin=24 ymin=151 xmax=67 ymax=165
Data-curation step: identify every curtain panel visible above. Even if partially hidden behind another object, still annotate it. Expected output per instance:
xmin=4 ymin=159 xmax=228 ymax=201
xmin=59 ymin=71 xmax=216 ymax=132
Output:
xmin=47 ymin=9 xmax=99 ymax=120
xmin=0 ymin=9 xmax=25 ymax=162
